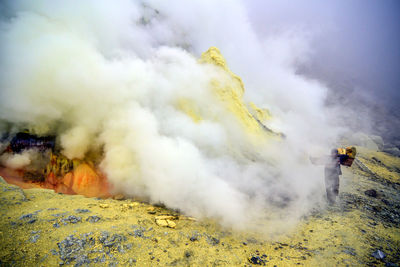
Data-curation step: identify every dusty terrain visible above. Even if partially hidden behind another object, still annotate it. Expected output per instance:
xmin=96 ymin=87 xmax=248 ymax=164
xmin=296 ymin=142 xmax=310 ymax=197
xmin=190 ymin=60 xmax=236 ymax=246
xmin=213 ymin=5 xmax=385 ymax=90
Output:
xmin=0 ymin=146 xmax=399 ymax=266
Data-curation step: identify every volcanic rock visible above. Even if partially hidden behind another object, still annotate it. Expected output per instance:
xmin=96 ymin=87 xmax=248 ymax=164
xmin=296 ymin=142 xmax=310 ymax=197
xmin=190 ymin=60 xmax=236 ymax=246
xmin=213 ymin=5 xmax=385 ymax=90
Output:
xmin=364 ymin=189 xmax=378 ymax=198
xmin=147 ymin=207 xmax=156 ymax=214
xmin=86 ymin=216 xmax=101 ymax=223
xmin=155 ymin=219 xmax=176 ymax=228
xmin=372 ymin=249 xmax=386 ymax=260
xmin=248 ymin=255 xmax=266 ymax=265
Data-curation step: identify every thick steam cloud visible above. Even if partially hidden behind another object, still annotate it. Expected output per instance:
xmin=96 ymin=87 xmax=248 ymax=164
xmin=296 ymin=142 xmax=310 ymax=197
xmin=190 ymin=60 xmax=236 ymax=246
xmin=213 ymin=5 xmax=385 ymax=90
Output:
xmin=0 ymin=1 xmax=343 ymax=231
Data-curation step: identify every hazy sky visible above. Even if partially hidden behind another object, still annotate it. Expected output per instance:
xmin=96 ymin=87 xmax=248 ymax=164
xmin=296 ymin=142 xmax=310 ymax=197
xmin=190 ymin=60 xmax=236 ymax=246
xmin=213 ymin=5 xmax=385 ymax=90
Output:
xmin=246 ymin=0 xmax=400 ymax=109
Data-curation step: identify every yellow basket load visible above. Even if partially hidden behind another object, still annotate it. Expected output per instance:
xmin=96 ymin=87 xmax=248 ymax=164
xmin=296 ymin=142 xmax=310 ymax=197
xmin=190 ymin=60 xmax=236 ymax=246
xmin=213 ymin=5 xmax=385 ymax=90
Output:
xmin=338 ymin=146 xmax=357 ymax=166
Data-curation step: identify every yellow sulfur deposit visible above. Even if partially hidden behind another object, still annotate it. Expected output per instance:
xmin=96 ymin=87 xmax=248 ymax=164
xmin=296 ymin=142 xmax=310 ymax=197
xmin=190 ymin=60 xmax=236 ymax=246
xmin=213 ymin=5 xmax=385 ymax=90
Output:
xmin=199 ymin=47 xmax=245 ymax=97
xmin=176 ymin=98 xmax=203 ymax=123
xmin=201 ymin=47 xmax=264 ymax=136
xmin=200 ymin=47 xmax=281 ymax=139
xmin=174 ymin=47 xmax=281 ymax=142
xmin=44 ymin=153 xmax=75 ymax=178
xmin=248 ymin=101 xmax=272 ymax=123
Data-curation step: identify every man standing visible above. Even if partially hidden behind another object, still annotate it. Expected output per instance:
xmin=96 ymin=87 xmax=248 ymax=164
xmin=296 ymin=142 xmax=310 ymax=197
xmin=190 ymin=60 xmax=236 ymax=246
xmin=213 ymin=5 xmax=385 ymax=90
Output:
xmin=311 ymin=147 xmax=356 ymax=204
xmin=324 ymin=149 xmax=342 ymax=204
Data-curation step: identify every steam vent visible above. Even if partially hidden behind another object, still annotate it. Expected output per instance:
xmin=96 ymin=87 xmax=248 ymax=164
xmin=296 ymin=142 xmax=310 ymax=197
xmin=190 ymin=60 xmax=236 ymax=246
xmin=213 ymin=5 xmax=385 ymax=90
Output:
xmin=0 ymin=47 xmax=399 ymax=266
xmin=0 ymin=47 xmax=279 ymax=199
xmin=0 ymin=2 xmax=399 ymax=266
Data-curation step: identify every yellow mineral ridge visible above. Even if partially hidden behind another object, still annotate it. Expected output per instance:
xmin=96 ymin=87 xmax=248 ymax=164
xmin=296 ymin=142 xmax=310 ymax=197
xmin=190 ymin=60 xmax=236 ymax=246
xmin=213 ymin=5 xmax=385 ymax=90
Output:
xmin=201 ymin=47 xmax=268 ymax=137
xmin=176 ymin=47 xmax=281 ymax=142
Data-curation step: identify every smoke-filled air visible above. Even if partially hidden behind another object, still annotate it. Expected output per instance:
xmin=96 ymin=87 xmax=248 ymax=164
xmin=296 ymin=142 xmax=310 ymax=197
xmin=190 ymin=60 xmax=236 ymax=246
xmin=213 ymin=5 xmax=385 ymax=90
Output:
xmin=0 ymin=0 xmax=357 ymax=231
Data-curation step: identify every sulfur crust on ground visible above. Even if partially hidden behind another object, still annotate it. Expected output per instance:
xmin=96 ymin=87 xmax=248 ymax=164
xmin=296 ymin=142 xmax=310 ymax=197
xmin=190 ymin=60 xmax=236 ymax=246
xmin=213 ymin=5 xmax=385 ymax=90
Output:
xmin=0 ymin=147 xmax=399 ymax=266
xmin=355 ymin=146 xmax=400 ymax=183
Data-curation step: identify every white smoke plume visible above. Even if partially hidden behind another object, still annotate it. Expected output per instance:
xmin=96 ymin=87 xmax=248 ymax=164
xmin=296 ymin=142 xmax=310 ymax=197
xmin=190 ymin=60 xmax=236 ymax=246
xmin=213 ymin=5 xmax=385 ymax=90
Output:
xmin=0 ymin=150 xmax=32 ymax=170
xmin=0 ymin=0 xmax=345 ymax=231
xmin=0 ymin=148 xmax=48 ymax=171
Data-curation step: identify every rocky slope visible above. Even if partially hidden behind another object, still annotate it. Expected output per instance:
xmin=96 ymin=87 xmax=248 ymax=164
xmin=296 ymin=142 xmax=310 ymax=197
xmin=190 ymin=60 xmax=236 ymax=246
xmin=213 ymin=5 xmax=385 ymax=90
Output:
xmin=0 ymin=146 xmax=399 ymax=266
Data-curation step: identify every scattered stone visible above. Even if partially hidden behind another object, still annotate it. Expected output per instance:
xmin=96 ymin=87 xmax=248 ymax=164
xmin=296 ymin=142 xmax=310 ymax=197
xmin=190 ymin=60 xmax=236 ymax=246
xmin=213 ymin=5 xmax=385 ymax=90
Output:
xmin=167 ymin=220 xmax=176 ymax=228
xmin=19 ymin=213 xmax=38 ymax=224
xmin=155 ymin=219 xmax=176 ymax=228
xmin=372 ymin=249 xmax=385 ymax=260
xmin=371 ymin=156 xmax=383 ymax=164
xmin=206 ymin=236 xmax=220 ymax=246
xmin=132 ymin=226 xmax=146 ymax=238
xmin=155 ymin=219 xmax=168 ymax=227
xmin=246 ymin=237 xmax=258 ymax=244
xmin=75 ymin=209 xmax=90 ymax=213
xmin=248 ymin=255 xmax=266 ymax=265
xmin=21 ymin=214 xmax=34 ymax=220
xmin=19 ymin=213 xmax=34 ymax=220
xmin=365 ymin=189 xmax=378 ymax=198
xmin=184 ymin=250 xmax=193 ymax=258
xmin=30 ymin=234 xmax=40 ymax=243
xmin=189 ymin=232 xmax=200 ymax=242
xmin=381 ymin=199 xmax=391 ymax=206
xmin=86 ymin=216 xmax=101 ymax=223
xmin=154 ymin=215 xmax=178 ymax=228
xmin=93 ymin=255 xmax=106 ymax=263
xmin=99 ymin=204 xmax=109 ymax=209
xmin=342 ymin=247 xmax=357 ymax=256
xmin=52 ymin=212 xmax=68 ymax=218
xmin=147 ymin=207 xmax=156 ymax=214
xmin=57 ymin=234 xmax=94 ymax=265
xmin=112 ymin=194 xmax=125 ymax=200
xmin=121 ymin=203 xmax=138 ymax=211
xmin=155 ymin=215 xmax=178 ymax=220
xmin=61 ymin=215 xmax=81 ymax=224
xmin=99 ymin=232 xmax=126 ymax=250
